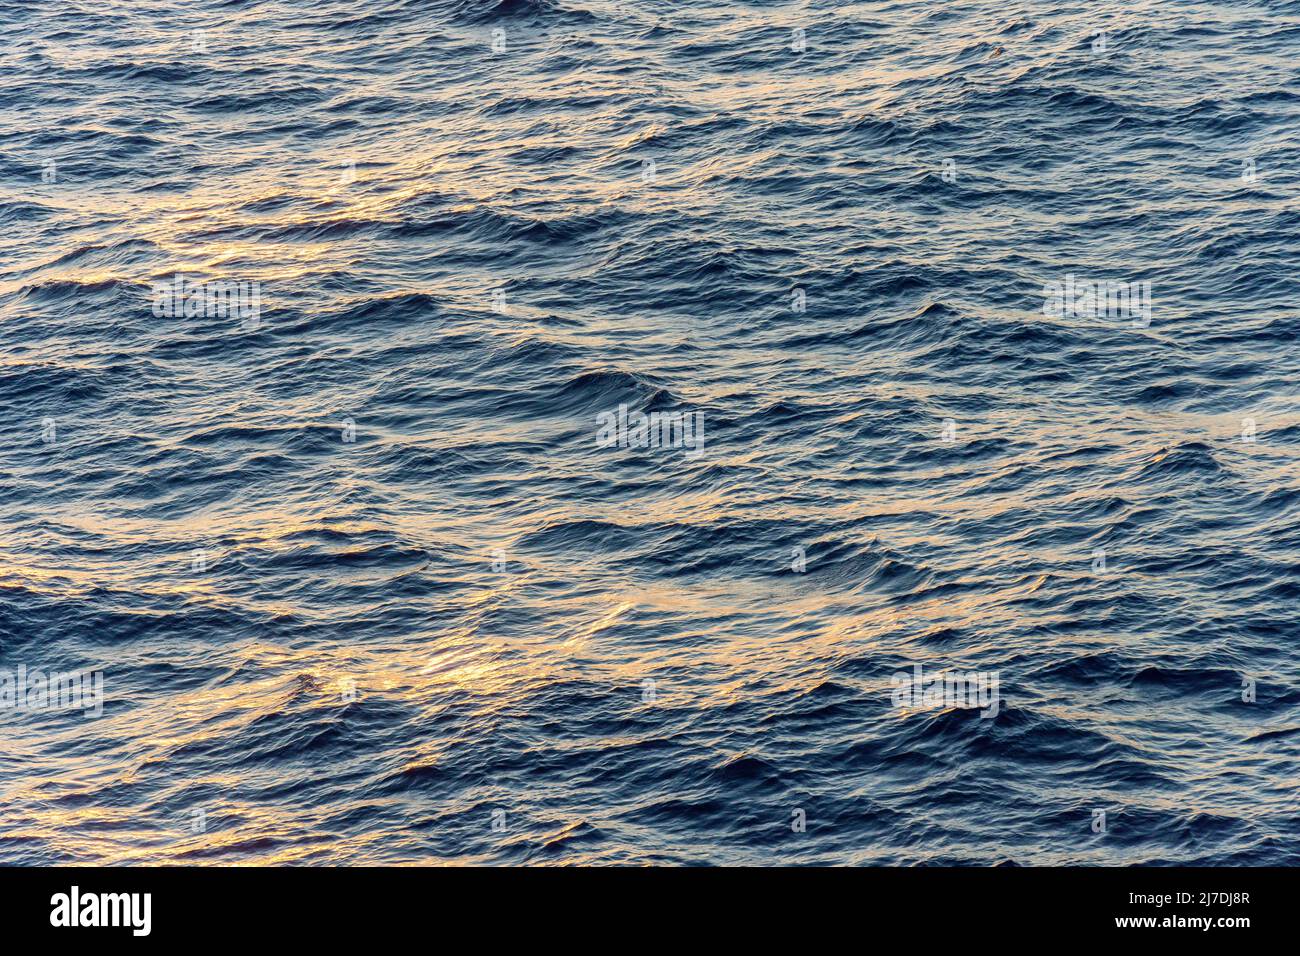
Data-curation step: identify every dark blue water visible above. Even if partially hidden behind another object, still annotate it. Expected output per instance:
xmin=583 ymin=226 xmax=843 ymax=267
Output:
xmin=1 ymin=0 xmax=1299 ymax=864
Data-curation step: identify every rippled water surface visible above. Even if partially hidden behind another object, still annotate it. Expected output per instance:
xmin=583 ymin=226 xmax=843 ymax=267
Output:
xmin=2 ymin=0 xmax=1299 ymax=865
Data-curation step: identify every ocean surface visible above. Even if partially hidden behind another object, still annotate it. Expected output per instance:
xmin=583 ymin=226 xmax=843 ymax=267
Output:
xmin=2 ymin=0 xmax=1299 ymax=866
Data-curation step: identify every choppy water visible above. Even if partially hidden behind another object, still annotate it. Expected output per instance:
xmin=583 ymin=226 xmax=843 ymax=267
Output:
xmin=2 ymin=0 xmax=1299 ymax=865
